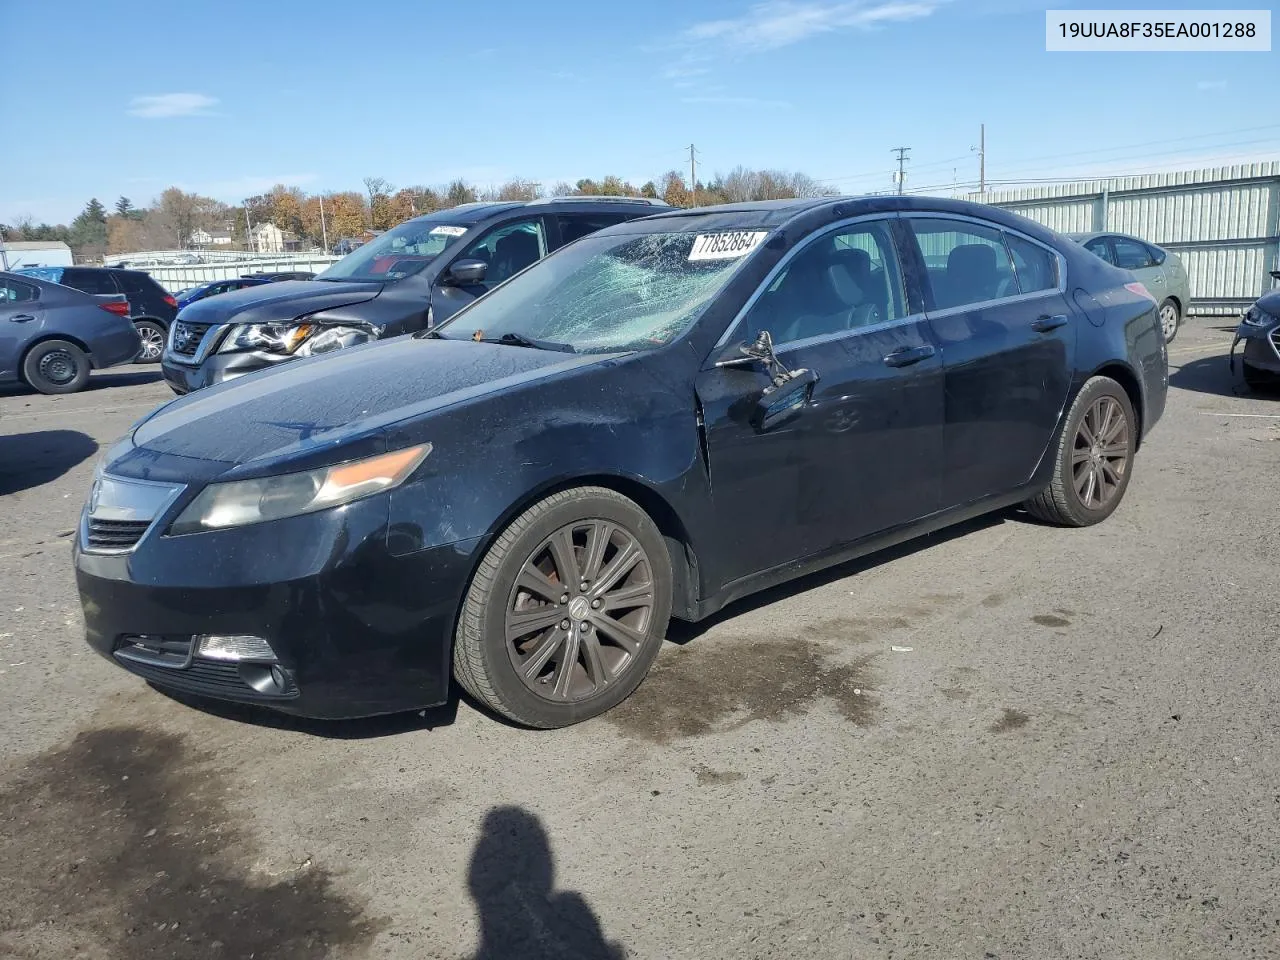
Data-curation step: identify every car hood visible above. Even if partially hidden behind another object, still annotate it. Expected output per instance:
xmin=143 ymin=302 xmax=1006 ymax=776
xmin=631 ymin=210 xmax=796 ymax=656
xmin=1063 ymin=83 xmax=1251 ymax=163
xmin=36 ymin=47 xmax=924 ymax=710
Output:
xmin=130 ymin=337 xmax=615 ymax=468
xmin=174 ymin=279 xmax=383 ymax=326
xmin=1255 ymin=289 xmax=1280 ymax=318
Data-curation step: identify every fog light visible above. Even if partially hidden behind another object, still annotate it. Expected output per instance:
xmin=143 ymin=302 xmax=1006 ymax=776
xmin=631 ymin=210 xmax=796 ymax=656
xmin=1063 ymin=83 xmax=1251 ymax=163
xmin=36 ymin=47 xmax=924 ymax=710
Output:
xmin=195 ymin=634 xmax=277 ymax=662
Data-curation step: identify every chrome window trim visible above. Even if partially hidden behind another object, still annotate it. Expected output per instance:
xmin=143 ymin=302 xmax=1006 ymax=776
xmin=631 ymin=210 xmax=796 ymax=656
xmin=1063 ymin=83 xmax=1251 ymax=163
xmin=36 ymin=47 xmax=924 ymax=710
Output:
xmin=898 ymin=211 xmax=1069 ymax=317
xmin=711 ymin=213 xmax=913 ymax=353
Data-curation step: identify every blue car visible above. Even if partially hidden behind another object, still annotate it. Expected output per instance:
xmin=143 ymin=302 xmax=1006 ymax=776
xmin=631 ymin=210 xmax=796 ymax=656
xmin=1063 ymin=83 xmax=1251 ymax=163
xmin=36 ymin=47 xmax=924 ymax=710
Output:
xmin=176 ymin=276 xmax=273 ymax=309
xmin=1230 ymin=269 xmax=1280 ymax=390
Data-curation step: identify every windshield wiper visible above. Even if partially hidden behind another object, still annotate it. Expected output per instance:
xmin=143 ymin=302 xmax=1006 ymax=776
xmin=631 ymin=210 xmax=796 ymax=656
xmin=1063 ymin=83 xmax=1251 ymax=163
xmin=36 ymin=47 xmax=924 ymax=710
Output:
xmin=478 ymin=332 xmax=576 ymax=353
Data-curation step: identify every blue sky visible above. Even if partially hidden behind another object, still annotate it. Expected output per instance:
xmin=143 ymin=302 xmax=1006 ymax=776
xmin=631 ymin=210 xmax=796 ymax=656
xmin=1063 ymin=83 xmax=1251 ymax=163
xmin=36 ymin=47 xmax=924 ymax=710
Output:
xmin=2 ymin=0 xmax=1276 ymax=223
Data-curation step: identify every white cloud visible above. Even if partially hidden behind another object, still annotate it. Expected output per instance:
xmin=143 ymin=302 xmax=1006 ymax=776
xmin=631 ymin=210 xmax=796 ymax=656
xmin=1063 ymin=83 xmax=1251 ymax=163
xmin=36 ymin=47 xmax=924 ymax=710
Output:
xmin=681 ymin=0 xmax=941 ymax=53
xmin=1196 ymin=80 xmax=1227 ymax=91
xmin=128 ymin=93 xmax=219 ymax=118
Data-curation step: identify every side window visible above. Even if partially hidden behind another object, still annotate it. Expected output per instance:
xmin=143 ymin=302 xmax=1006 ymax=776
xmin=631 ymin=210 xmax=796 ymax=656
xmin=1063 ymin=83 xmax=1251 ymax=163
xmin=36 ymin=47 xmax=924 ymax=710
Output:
xmin=0 ymin=278 xmax=39 ymax=303
xmin=1112 ymin=237 xmax=1155 ymax=270
xmin=456 ymin=218 xmax=547 ymax=288
xmin=1145 ymin=243 xmax=1167 ymax=266
xmin=61 ymin=268 xmax=118 ymax=296
xmin=909 ymin=218 xmax=1017 ymax=310
xmin=555 ymin=214 xmax=631 ymax=248
xmin=743 ymin=219 xmax=905 ymax=345
xmin=1003 ymin=233 xmax=1058 ymax=294
xmin=1084 ymin=237 xmax=1116 ymax=264
xmin=115 ymin=271 xmax=155 ymax=294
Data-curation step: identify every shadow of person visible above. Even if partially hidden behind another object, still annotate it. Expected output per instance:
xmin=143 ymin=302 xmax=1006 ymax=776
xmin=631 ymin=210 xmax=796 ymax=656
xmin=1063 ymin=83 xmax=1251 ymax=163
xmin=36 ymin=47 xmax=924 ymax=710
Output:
xmin=468 ymin=806 xmax=626 ymax=960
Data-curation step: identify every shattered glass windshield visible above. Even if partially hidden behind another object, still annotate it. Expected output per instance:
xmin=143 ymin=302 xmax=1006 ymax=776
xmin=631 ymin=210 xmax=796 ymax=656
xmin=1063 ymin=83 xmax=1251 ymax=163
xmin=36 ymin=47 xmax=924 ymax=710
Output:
xmin=432 ymin=231 xmax=765 ymax=353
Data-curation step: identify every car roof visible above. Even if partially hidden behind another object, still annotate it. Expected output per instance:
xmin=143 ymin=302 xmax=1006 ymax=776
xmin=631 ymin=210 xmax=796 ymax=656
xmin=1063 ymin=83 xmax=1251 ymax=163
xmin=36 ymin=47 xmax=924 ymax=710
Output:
xmin=402 ymin=196 xmax=671 ymax=228
xmin=1065 ymin=230 xmax=1160 ymax=247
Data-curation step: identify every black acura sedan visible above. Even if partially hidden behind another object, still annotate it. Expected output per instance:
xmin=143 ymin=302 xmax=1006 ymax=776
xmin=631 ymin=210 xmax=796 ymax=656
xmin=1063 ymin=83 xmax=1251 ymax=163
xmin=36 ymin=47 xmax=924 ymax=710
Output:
xmin=75 ymin=196 xmax=1168 ymax=728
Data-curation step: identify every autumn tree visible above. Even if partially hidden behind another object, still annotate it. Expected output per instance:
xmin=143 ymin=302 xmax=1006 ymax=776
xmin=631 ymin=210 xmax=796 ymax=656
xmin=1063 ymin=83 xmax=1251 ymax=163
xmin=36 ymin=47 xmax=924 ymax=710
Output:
xmin=265 ymin=184 xmax=306 ymax=238
xmin=640 ymin=181 xmax=659 ymax=199
xmin=316 ymin=192 xmax=367 ymax=244
xmin=659 ymin=170 xmax=690 ymax=207
xmin=154 ymin=187 xmax=224 ymax=247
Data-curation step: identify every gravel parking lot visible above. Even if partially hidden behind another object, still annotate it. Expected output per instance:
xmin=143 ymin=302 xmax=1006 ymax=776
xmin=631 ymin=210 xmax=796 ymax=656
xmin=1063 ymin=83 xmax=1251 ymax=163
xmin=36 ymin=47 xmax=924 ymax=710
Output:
xmin=2 ymin=320 xmax=1277 ymax=960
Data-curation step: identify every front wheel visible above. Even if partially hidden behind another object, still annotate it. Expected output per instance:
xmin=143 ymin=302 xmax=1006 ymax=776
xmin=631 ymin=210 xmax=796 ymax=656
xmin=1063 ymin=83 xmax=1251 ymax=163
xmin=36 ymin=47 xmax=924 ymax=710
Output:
xmin=1024 ymin=376 xmax=1137 ymax=527
xmin=1158 ymin=299 xmax=1180 ymax=344
xmin=133 ymin=320 xmax=166 ymax=363
xmin=22 ymin=340 xmax=90 ymax=394
xmin=452 ymin=486 xmax=673 ymax=728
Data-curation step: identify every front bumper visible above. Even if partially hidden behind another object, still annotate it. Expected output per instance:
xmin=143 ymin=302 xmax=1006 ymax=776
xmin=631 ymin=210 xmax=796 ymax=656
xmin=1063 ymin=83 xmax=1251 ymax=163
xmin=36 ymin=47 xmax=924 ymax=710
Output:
xmin=162 ymin=348 xmax=294 ymax=395
xmin=1230 ymin=317 xmax=1280 ymax=375
xmin=75 ymin=492 xmax=482 ymax=719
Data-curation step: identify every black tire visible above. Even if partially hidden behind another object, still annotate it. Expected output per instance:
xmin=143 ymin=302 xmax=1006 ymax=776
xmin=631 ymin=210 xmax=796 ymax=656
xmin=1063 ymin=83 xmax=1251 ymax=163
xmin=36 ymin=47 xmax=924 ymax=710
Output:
xmin=1024 ymin=375 xmax=1137 ymax=527
xmin=133 ymin=319 xmax=166 ymax=363
xmin=1158 ymin=298 xmax=1180 ymax=344
xmin=22 ymin=340 xmax=90 ymax=395
xmin=453 ymin=486 xmax=673 ymax=728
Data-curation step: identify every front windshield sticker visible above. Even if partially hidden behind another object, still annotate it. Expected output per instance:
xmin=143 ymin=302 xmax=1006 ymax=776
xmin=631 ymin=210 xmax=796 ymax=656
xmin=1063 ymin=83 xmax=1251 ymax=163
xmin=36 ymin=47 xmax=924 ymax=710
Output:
xmin=429 ymin=225 xmax=467 ymax=237
xmin=688 ymin=231 xmax=768 ymax=262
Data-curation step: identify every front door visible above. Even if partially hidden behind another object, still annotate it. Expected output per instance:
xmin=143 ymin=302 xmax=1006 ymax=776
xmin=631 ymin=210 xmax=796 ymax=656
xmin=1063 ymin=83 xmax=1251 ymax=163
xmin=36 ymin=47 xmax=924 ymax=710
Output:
xmin=431 ymin=217 xmax=549 ymax=325
xmin=0 ymin=276 xmax=43 ymax=380
xmin=694 ymin=217 xmax=944 ymax=588
xmin=903 ymin=215 xmax=1075 ymax=508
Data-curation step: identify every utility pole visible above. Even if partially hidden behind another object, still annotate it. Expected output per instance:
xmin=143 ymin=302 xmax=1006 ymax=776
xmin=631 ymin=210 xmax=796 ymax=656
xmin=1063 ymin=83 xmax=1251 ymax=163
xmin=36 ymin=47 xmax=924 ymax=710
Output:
xmin=244 ymin=203 xmax=254 ymax=254
xmin=978 ymin=123 xmax=986 ymax=194
xmin=688 ymin=143 xmax=698 ymax=207
xmin=892 ymin=146 xmax=911 ymax=195
xmin=319 ymin=194 xmax=329 ymax=253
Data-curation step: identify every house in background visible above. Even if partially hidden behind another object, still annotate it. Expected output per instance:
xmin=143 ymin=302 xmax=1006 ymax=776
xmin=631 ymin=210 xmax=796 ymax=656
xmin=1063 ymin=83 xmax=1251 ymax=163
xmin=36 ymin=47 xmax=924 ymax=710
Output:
xmin=250 ymin=222 xmax=303 ymax=254
xmin=190 ymin=228 xmax=233 ymax=247
xmin=0 ymin=240 xmax=74 ymax=270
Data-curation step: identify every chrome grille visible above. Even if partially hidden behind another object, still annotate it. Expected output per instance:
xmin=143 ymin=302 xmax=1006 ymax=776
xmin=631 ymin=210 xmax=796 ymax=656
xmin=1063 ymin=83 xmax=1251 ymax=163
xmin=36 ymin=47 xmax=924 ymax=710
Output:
xmin=86 ymin=518 xmax=151 ymax=550
xmin=170 ymin=321 xmax=212 ymax=357
xmin=1270 ymin=327 xmax=1280 ymax=358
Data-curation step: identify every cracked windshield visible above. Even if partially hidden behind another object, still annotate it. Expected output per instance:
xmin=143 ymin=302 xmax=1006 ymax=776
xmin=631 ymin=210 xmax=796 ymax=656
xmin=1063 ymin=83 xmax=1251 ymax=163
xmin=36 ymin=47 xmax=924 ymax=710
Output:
xmin=435 ymin=232 xmax=755 ymax=352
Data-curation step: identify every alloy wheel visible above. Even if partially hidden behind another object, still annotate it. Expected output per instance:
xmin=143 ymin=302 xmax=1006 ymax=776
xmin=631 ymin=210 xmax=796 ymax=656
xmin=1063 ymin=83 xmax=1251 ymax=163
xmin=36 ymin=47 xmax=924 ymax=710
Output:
xmin=1159 ymin=303 xmax=1178 ymax=341
xmin=1071 ymin=395 xmax=1129 ymax=509
xmin=505 ymin=519 xmax=656 ymax=703
xmin=138 ymin=327 xmax=165 ymax=361
xmin=38 ymin=350 xmax=77 ymax=386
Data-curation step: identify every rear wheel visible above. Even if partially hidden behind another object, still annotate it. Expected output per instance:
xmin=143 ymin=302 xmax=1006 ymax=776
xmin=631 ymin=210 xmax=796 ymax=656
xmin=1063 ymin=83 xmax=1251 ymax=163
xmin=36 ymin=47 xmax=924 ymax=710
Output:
xmin=22 ymin=340 xmax=90 ymax=394
xmin=133 ymin=320 xmax=166 ymax=363
xmin=1158 ymin=299 xmax=1180 ymax=343
xmin=452 ymin=486 xmax=672 ymax=728
xmin=1024 ymin=376 xmax=1136 ymax=527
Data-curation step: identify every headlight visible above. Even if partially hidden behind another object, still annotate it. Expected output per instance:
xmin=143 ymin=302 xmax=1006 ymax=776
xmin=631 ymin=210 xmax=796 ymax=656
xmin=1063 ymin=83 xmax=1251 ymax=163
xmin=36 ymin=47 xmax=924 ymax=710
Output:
xmin=1242 ymin=306 xmax=1272 ymax=327
xmin=220 ymin=321 xmax=314 ymax=355
xmin=169 ymin=444 xmax=431 ymax=534
xmin=295 ymin=325 xmax=377 ymax=357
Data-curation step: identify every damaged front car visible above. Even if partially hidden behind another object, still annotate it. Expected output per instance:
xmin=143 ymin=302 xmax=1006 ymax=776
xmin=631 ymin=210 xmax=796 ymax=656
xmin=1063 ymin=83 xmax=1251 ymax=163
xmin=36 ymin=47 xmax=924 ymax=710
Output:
xmin=1229 ymin=270 xmax=1280 ymax=391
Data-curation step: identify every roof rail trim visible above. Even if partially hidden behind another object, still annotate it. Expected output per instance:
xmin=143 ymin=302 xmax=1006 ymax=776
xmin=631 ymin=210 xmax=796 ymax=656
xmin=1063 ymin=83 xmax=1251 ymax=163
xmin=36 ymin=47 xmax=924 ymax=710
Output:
xmin=526 ymin=196 xmax=668 ymax=206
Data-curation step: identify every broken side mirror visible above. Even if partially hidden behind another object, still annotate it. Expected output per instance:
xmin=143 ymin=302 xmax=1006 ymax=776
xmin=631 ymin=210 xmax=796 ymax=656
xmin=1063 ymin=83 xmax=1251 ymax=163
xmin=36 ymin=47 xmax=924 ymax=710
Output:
xmin=752 ymin=367 xmax=819 ymax=431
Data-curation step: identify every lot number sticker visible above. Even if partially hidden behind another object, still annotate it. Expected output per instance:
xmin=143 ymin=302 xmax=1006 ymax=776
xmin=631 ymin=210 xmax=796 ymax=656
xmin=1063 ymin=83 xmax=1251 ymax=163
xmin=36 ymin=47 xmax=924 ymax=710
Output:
xmin=689 ymin=231 xmax=768 ymax=261
xmin=429 ymin=225 xmax=468 ymax=237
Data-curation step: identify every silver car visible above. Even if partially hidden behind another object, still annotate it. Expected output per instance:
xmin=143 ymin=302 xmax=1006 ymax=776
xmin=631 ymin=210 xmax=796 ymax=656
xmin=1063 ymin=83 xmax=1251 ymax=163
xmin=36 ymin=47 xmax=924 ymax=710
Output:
xmin=1067 ymin=232 xmax=1191 ymax=343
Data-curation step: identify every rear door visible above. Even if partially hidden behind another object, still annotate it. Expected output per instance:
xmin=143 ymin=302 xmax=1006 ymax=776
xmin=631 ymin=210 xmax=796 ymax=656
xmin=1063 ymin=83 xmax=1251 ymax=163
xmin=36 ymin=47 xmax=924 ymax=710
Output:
xmin=1112 ymin=236 xmax=1166 ymax=294
xmin=904 ymin=214 xmax=1075 ymax=508
xmin=0 ymin=276 xmax=44 ymax=379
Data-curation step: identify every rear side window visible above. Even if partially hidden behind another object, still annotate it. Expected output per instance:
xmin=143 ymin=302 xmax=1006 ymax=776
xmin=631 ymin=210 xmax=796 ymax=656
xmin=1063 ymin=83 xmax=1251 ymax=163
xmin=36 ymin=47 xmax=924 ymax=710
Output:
xmin=909 ymin=218 xmax=1017 ymax=310
xmin=1146 ymin=243 xmax=1167 ymax=266
xmin=1084 ymin=238 xmax=1115 ymax=264
xmin=61 ymin=268 xmax=118 ymax=296
xmin=555 ymin=214 xmax=632 ymax=247
xmin=114 ymin=271 xmax=159 ymax=294
xmin=0 ymin=278 xmax=39 ymax=302
xmin=1004 ymin=233 xmax=1058 ymax=294
xmin=1112 ymin=237 xmax=1156 ymax=270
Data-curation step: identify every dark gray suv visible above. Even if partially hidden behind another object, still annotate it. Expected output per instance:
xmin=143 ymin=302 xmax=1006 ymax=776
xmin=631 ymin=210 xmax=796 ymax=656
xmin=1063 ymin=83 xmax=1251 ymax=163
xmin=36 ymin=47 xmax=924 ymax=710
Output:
xmin=161 ymin=197 xmax=671 ymax=394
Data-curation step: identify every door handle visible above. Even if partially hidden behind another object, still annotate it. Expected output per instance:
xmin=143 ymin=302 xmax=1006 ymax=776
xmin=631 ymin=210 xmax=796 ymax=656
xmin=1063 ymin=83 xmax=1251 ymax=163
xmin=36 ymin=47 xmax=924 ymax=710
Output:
xmin=882 ymin=344 xmax=936 ymax=368
xmin=1030 ymin=314 xmax=1068 ymax=333
xmin=8 ymin=314 xmax=35 ymax=323
xmin=1150 ymin=276 xmax=1165 ymax=283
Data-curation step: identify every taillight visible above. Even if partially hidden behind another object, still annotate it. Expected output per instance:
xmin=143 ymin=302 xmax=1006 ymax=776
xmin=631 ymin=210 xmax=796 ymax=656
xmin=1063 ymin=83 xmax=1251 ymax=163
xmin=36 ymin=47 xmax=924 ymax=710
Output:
xmin=163 ymin=294 xmax=177 ymax=307
xmin=1125 ymin=281 xmax=1157 ymax=304
xmin=98 ymin=300 xmax=130 ymax=316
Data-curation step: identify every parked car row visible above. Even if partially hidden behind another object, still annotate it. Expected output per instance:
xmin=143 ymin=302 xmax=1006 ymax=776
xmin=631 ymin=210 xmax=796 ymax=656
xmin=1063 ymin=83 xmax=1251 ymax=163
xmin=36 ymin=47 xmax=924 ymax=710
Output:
xmin=74 ymin=194 xmax=1173 ymax=729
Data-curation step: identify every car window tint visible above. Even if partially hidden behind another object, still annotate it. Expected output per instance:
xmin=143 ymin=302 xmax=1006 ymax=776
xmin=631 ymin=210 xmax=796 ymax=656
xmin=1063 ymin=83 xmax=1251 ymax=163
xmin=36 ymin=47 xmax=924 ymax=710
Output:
xmin=909 ymin=218 xmax=1017 ymax=310
xmin=0 ymin=278 xmax=39 ymax=302
xmin=1004 ymin=233 xmax=1058 ymax=294
xmin=555 ymin=214 xmax=632 ymax=247
xmin=1084 ymin=238 xmax=1115 ymax=264
xmin=114 ymin=271 xmax=152 ymax=293
xmin=744 ymin=219 xmax=905 ymax=344
xmin=1145 ymin=243 xmax=1167 ymax=266
xmin=62 ymin=269 xmax=118 ymax=296
xmin=458 ymin=218 xmax=547 ymax=288
xmin=1112 ymin=237 xmax=1155 ymax=270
